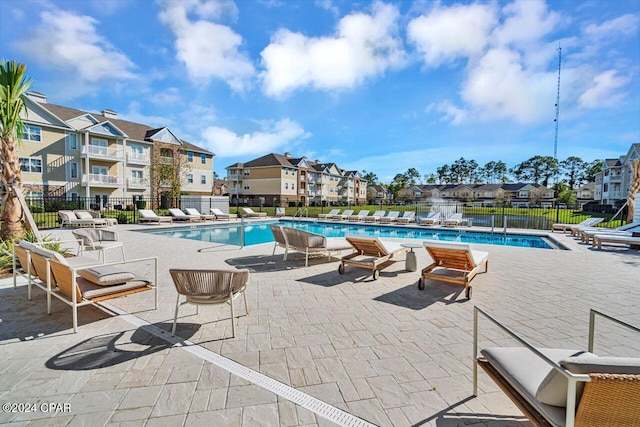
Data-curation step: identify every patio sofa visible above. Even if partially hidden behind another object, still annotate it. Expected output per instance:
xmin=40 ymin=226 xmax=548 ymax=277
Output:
xmin=280 ymin=227 xmax=352 ymax=267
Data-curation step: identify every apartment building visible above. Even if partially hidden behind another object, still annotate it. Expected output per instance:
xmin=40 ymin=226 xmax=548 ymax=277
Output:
xmin=225 ymin=152 xmax=367 ymax=206
xmin=594 ymin=143 xmax=639 ymax=206
xmin=18 ymin=92 xmax=214 ymax=204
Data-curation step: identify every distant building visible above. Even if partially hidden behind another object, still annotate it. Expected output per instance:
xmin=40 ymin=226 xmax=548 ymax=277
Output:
xmin=400 ymin=183 xmax=555 ymax=207
xmin=367 ymin=185 xmax=393 ymax=204
xmin=594 ymin=143 xmax=639 ymax=206
xmin=573 ymin=182 xmax=595 ymax=204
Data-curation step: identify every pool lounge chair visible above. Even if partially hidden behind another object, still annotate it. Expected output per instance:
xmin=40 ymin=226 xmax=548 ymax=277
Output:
xmin=419 ymin=211 xmax=440 ymax=226
xmin=74 ymin=210 xmax=117 ymax=226
xmin=168 ymin=208 xmax=202 ymax=222
xmin=210 ymin=208 xmax=238 ymax=220
xmin=138 ymin=209 xmax=173 ymax=224
xmin=59 ymin=210 xmax=108 ymax=228
xmin=379 ymin=211 xmax=399 ymax=223
xmin=592 ymin=233 xmax=640 ymax=250
xmin=473 ymin=307 xmax=640 ymax=427
xmin=338 ymin=235 xmax=409 ymax=280
xmin=419 ymin=240 xmax=488 ymax=299
xmin=348 ymin=210 xmax=370 ymax=221
xmin=242 ymin=207 xmax=267 ymax=218
xmin=578 ymin=222 xmax=640 ymax=244
xmin=551 ymin=217 xmax=601 ymax=233
xmin=570 ymin=218 xmax=604 ymax=236
xmin=318 ymin=209 xmax=340 ymax=219
xmin=364 ymin=211 xmax=385 ymax=223
xmin=444 ymin=212 xmax=463 ymax=227
xmin=275 ymin=207 xmax=286 ymax=217
xmin=396 ymin=211 xmax=415 ymax=224
xmin=281 ymin=227 xmax=352 ymax=267
xmin=184 ymin=208 xmax=216 ymax=221
xmin=332 ymin=209 xmax=354 ymax=221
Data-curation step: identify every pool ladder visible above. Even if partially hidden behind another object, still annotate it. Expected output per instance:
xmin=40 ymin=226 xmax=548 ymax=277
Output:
xmin=293 ymin=207 xmax=308 ymax=221
xmin=490 ymin=215 xmax=507 ymax=235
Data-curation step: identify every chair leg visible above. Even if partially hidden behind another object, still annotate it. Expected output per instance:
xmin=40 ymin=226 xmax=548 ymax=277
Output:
xmin=305 ymin=250 xmax=309 ymax=267
xmin=172 ymin=295 xmax=180 ymax=335
xmin=272 ymin=243 xmax=277 ymax=255
xmin=243 ymin=290 xmax=248 ymax=315
xmin=73 ymin=305 xmax=78 ymax=333
xmin=230 ymin=292 xmax=235 ymax=338
xmin=120 ymin=245 xmax=126 ymax=261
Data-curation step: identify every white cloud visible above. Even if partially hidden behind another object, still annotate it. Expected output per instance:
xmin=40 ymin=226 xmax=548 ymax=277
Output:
xmin=407 ymin=3 xmax=497 ymax=67
xmin=158 ymin=0 xmax=255 ymax=91
xmin=584 ymin=14 xmax=639 ymax=40
xmin=578 ymin=70 xmax=630 ymax=109
xmin=201 ymin=118 xmax=311 ymax=157
xmin=14 ymin=9 xmax=136 ymax=83
xmin=492 ymin=0 xmax=560 ymax=48
xmin=260 ymin=1 xmax=405 ymax=98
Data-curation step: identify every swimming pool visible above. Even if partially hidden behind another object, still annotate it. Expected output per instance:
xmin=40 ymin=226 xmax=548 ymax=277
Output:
xmin=139 ymin=220 xmax=557 ymax=249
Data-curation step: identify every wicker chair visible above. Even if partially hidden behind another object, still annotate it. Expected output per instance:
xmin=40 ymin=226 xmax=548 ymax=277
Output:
xmin=270 ymin=225 xmax=287 ymax=256
xmin=169 ymin=269 xmax=249 ymax=337
xmin=72 ymin=228 xmax=125 ymax=262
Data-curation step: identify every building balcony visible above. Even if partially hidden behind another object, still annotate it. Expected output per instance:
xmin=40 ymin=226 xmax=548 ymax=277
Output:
xmin=158 ymin=156 xmax=174 ymax=165
xmin=82 ymin=174 xmax=124 ymax=188
xmin=227 ymin=174 xmax=243 ymax=181
xmin=127 ymin=177 xmax=147 ymax=189
xmin=127 ymin=152 xmax=150 ymax=165
xmin=299 ymin=190 xmax=306 ymax=195
xmin=605 ymin=191 xmax=624 ymax=199
xmin=607 ymin=174 xmax=623 ymax=182
xmin=81 ymin=145 xmax=124 ymax=161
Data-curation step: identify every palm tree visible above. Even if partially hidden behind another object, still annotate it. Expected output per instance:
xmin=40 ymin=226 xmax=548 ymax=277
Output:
xmin=0 ymin=60 xmax=32 ymax=241
xmin=627 ymin=159 xmax=640 ymax=223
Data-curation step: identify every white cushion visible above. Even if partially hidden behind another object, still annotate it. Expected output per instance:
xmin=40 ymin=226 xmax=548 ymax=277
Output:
xmin=535 ymin=351 xmax=592 ymax=407
xmin=78 ymin=266 xmax=135 ymax=286
xmin=75 ymin=211 xmax=93 ymax=219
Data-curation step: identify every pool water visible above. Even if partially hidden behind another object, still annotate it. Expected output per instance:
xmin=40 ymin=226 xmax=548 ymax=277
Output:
xmin=139 ymin=220 xmax=556 ymax=249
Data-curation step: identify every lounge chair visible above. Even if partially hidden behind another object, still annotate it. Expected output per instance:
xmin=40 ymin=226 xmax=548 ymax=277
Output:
xmin=443 ymin=212 xmax=463 ymax=227
xmin=473 ymin=307 xmax=640 ymax=427
xmin=281 ymin=227 xmax=352 ymax=267
xmin=578 ymin=222 xmax=640 ymax=244
xmin=332 ymin=209 xmax=354 ymax=221
xmin=419 ymin=211 xmax=440 ymax=226
xmin=169 ymin=269 xmax=249 ymax=338
xmin=270 ymin=225 xmax=288 ymax=256
xmin=138 ymin=209 xmax=173 ymax=224
xmin=318 ymin=209 xmax=340 ymax=219
xmin=184 ymin=208 xmax=216 ymax=221
xmin=419 ymin=240 xmax=488 ymax=299
xmin=242 ymin=207 xmax=267 ymax=218
xmin=348 ymin=210 xmax=370 ymax=221
xmin=396 ymin=211 xmax=415 ymax=224
xmin=275 ymin=207 xmax=286 ymax=217
xmin=74 ymin=210 xmax=117 ymax=226
xmin=59 ymin=210 xmax=108 ymax=228
xmin=592 ymin=233 xmax=640 ymax=250
xmin=551 ymin=217 xmax=601 ymax=233
xmin=570 ymin=218 xmax=604 ymax=236
xmin=379 ymin=211 xmax=399 ymax=223
xmin=72 ymin=228 xmax=125 ymax=262
xmin=168 ymin=208 xmax=202 ymax=222
xmin=362 ymin=211 xmax=383 ymax=223
xmin=338 ymin=235 xmax=409 ymax=280
xmin=210 ymin=208 xmax=238 ymax=220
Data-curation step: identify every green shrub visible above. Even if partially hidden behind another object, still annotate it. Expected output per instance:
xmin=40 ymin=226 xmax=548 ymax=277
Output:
xmin=116 ymin=213 xmax=128 ymax=224
xmin=44 ymin=200 xmax=82 ymax=212
xmin=136 ymin=200 xmax=147 ymax=209
xmin=29 ymin=204 xmax=45 ymax=213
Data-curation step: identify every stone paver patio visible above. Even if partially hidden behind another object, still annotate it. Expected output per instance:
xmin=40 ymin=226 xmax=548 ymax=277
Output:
xmin=1 ymin=220 xmax=639 ymax=426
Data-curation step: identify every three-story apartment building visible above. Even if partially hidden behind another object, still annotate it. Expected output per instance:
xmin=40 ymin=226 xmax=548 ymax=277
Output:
xmin=18 ymin=92 xmax=214 ymax=205
xmin=594 ymin=143 xmax=639 ymax=206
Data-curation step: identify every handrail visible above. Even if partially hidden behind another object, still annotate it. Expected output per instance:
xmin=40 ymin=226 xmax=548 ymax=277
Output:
xmin=293 ymin=208 xmax=308 ymax=219
xmin=588 ymin=308 xmax=640 ymax=353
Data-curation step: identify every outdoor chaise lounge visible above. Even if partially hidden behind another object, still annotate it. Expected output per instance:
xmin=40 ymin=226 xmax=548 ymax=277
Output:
xmin=169 ymin=269 xmax=249 ymax=338
xmin=396 ymin=211 xmax=416 ymax=224
xmin=242 ymin=207 xmax=267 ymax=218
xmin=59 ymin=210 xmax=108 ymax=228
xmin=592 ymin=233 xmax=640 ymax=250
xmin=338 ymin=235 xmax=409 ymax=280
xmin=184 ymin=208 xmax=216 ymax=221
xmin=210 ymin=208 xmax=238 ymax=220
xmin=364 ymin=211 xmax=385 ymax=222
xmin=74 ymin=210 xmax=117 ymax=226
xmin=280 ymin=227 xmax=352 ymax=267
xmin=443 ymin=212 xmax=464 ymax=227
xmin=419 ymin=211 xmax=440 ymax=226
xmin=168 ymin=208 xmax=202 ymax=222
xmin=551 ymin=217 xmax=602 ymax=233
xmin=419 ymin=240 xmax=488 ymax=299
xmin=473 ymin=306 xmax=640 ymax=427
xmin=379 ymin=211 xmax=399 ymax=223
xmin=138 ymin=209 xmax=173 ymax=224
xmin=348 ymin=210 xmax=370 ymax=221
xmin=570 ymin=218 xmax=604 ymax=236
xmin=318 ymin=209 xmax=340 ymax=219
xmin=332 ymin=209 xmax=354 ymax=221
xmin=72 ymin=228 xmax=125 ymax=262
xmin=578 ymin=222 xmax=640 ymax=244
xmin=275 ymin=207 xmax=286 ymax=217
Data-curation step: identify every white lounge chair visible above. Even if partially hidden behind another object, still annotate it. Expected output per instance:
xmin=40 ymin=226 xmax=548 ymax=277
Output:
xmin=396 ymin=211 xmax=415 ymax=224
xmin=168 ymin=208 xmax=202 ymax=222
xmin=364 ymin=211 xmax=385 ymax=222
xmin=138 ymin=209 xmax=172 ymax=224
xmin=578 ymin=222 xmax=640 ymax=244
xmin=338 ymin=235 xmax=409 ymax=280
xmin=348 ymin=210 xmax=370 ymax=221
xmin=318 ymin=209 xmax=340 ymax=219
xmin=332 ymin=209 xmax=354 ymax=221
xmin=59 ymin=210 xmax=108 ymax=228
xmin=592 ymin=233 xmax=640 ymax=250
xmin=570 ymin=218 xmax=604 ymax=236
xmin=184 ymin=208 xmax=216 ymax=221
xmin=379 ymin=211 xmax=399 ymax=223
xmin=419 ymin=211 xmax=440 ymax=226
xmin=275 ymin=207 xmax=286 ymax=217
xmin=443 ymin=213 xmax=463 ymax=227
xmin=210 ymin=208 xmax=238 ymax=220
xmin=242 ymin=207 xmax=267 ymax=218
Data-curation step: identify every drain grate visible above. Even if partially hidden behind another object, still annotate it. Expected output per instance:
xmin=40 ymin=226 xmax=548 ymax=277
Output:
xmin=102 ymin=303 xmax=376 ymax=427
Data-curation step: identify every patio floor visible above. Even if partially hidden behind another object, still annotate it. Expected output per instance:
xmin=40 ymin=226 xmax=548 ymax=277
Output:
xmin=1 ymin=221 xmax=639 ymax=426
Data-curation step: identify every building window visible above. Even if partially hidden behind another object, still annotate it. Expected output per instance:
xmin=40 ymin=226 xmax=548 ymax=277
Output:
xmin=292 ymin=183 xmax=295 ymax=190
xmin=70 ymin=162 xmax=78 ymax=179
xmin=187 ymin=174 xmax=193 ymax=184
xmin=67 ymin=133 xmax=78 ymax=149
xmin=244 ymin=184 xmax=250 ymax=190
xmin=188 ymin=152 xmax=193 ymax=163
xmin=200 ymin=175 xmax=206 ymax=184
xmin=19 ymin=157 xmax=42 ymax=173
xmin=200 ymin=154 xmax=206 ymax=164
xmin=243 ymin=169 xmax=250 ymax=176
xmin=132 ymin=170 xmax=143 ymax=182
xmin=22 ymin=125 xmax=41 ymax=142
xmin=285 ymin=183 xmax=288 ymax=190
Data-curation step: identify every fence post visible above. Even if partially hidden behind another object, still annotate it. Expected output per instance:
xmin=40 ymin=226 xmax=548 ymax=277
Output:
xmin=556 ymin=204 xmax=560 ymax=225
xmin=240 ymin=217 xmax=245 ymax=249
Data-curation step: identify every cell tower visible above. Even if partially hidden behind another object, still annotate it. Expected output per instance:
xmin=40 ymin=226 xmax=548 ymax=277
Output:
xmin=553 ymin=44 xmax=561 ymax=159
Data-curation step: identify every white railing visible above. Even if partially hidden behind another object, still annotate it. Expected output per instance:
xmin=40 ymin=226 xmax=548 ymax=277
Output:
xmin=83 ymin=174 xmax=124 ymax=186
xmin=158 ymin=156 xmax=174 ymax=165
xmin=127 ymin=177 xmax=146 ymax=187
xmin=82 ymin=145 xmax=124 ymax=159
xmin=127 ymin=152 xmax=149 ymax=164
xmin=227 ymin=174 xmax=243 ymax=181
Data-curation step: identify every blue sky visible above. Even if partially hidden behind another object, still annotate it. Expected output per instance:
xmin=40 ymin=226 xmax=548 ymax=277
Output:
xmin=1 ymin=0 xmax=638 ymax=182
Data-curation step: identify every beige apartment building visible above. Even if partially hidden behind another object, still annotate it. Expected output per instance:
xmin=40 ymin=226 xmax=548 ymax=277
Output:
xmin=226 ymin=152 xmax=367 ymax=207
xmin=17 ymin=92 xmax=214 ymax=205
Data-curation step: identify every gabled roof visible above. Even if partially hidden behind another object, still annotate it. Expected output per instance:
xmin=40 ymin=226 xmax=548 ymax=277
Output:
xmin=240 ymin=153 xmax=295 ymax=168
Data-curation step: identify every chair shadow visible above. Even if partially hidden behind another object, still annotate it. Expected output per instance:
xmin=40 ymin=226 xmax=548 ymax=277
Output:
xmin=45 ymin=323 xmax=198 ymax=370
xmin=374 ymin=280 xmax=467 ymax=310
xmin=297 ymin=260 xmax=407 ymax=287
xmin=225 ymin=252 xmax=344 ymax=272
xmin=412 ymin=396 xmax=529 ymax=426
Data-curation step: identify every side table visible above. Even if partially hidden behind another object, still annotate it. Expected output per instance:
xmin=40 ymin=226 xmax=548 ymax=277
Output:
xmin=400 ymin=242 xmax=422 ymax=272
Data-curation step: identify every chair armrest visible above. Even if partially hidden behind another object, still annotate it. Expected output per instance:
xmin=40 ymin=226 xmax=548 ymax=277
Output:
xmin=99 ymin=230 xmax=119 ymax=242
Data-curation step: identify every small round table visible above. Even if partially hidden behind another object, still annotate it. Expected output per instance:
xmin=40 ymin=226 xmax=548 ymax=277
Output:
xmin=401 ymin=242 xmax=422 ymax=272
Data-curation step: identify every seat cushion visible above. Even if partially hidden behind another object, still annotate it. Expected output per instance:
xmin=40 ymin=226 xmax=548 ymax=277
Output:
xmin=75 ymin=211 xmax=93 ymax=219
xmin=78 ymin=266 xmax=135 ymax=286
xmin=77 ymin=277 xmax=151 ymax=299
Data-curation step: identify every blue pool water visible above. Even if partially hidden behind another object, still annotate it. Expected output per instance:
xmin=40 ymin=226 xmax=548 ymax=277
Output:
xmin=139 ymin=220 xmax=556 ymax=249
